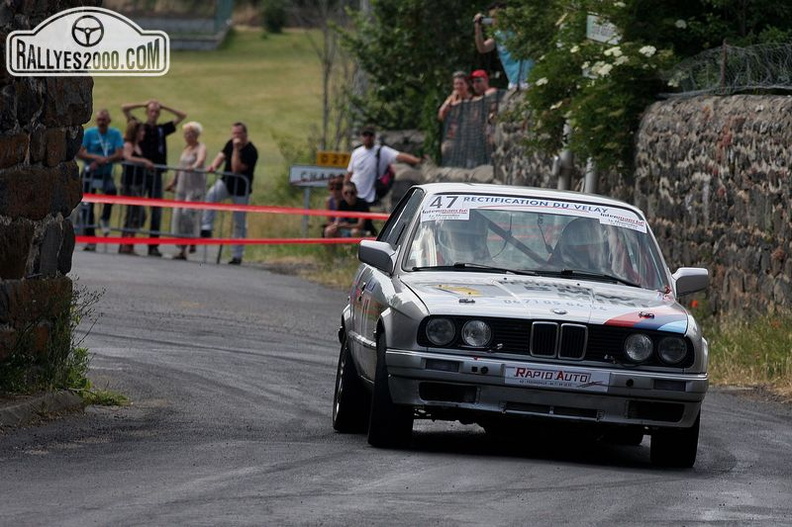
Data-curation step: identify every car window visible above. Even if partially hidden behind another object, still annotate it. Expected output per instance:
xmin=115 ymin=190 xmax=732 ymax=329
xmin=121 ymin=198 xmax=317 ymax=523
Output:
xmin=403 ymin=192 xmax=669 ymax=291
xmin=378 ymin=188 xmax=425 ymax=247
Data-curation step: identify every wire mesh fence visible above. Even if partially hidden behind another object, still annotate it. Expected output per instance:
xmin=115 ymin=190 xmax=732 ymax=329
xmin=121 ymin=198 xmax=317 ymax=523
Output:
xmin=440 ymin=91 xmax=503 ymax=168
xmin=665 ymin=42 xmax=792 ymax=97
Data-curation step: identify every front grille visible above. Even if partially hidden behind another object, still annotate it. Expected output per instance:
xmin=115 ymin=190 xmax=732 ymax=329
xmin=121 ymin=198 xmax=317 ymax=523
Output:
xmin=417 ymin=316 xmax=695 ymax=368
xmin=559 ymin=324 xmax=587 ymax=359
xmin=530 ymin=322 xmax=557 ymax=356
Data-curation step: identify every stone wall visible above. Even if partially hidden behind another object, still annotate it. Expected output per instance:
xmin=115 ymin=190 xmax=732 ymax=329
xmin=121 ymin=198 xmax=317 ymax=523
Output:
xmin=493 ymin=91 xmax=792 ymax=316
xmin=634 ymin=95 xmax=792 ymax=316
xmin=0 ymin=1 xmax=95 ymax=362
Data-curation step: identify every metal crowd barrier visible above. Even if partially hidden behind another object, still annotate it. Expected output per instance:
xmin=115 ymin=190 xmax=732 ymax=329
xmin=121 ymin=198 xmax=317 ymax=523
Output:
xmin=74 ymin=162 xmax=250 ymax=263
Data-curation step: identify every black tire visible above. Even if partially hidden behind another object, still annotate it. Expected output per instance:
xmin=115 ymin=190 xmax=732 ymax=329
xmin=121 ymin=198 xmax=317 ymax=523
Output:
xmin=332 ymin=335 xmax=369 ymax=433
xmin=367 ymin=331 xmax=413 ymax=448
xmin=650 ymin=412 xmax=700 ymax=468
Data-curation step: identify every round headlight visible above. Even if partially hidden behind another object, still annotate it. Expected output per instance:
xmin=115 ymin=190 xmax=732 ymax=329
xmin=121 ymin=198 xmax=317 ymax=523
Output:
xmin=624 ymin=333 xmax=653 ymax=363
xmin=426 ymin=318 xmax=455 ymax=346
xmin=658 ymin=337 xmax=688 ymax=364
xmin=461 ymin=320 xmax=492 ymax=348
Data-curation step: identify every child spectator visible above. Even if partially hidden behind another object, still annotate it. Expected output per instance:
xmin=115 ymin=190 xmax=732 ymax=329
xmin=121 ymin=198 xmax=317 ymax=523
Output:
xmin=321 ymin=175 xmax=344 ymax=237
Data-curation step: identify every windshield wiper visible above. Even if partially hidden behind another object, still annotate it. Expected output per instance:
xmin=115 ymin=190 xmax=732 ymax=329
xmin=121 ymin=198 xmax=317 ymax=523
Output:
xmin=411 ymin=262 xmax=536 ymax=276
xmin=539 ymin=269 xmax=641 ymax=288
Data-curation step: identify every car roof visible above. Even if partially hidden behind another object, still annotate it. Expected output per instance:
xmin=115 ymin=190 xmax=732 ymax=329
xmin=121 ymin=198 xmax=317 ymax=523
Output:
xmin=414 ymin=182 xmax=645 ymax=216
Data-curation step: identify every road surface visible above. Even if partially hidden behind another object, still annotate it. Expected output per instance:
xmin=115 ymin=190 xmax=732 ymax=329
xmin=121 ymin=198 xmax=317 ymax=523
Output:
xmin=0 ymin=251 xmax=791 ymax=526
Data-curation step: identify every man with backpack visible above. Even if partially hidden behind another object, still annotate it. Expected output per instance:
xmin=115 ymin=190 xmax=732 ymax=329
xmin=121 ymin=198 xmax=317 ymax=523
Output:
xmin=345 ymin=125 xmax=420 ymax=205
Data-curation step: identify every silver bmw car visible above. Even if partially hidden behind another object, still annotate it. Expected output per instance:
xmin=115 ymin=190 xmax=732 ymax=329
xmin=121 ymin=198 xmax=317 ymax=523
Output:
xmin=333 ymin=183 xmax=709 ymax=467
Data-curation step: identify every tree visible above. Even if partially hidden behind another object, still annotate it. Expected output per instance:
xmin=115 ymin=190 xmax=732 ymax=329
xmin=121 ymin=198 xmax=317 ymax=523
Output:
xmin=340 ymin=0 xmax=484 ymax=156
xmin=504 ymin=0 xmax=792 ymax=172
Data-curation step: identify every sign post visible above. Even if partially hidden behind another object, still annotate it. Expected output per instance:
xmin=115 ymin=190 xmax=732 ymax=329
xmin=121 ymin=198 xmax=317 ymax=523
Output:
xmin=289 ymin=165 xmax=348 ymax=237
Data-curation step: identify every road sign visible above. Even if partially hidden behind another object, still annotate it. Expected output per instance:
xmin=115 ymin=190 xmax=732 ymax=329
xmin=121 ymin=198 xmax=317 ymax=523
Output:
xmin=289 ymin=165 xmax=346 ymax=187
xmin=315 ymin=150 xmax=350 ymax=168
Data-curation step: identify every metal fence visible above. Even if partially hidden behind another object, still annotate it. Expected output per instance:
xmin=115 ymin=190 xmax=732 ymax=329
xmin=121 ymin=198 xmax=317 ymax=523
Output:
xmin=74 ymin=162 xmax=249 ymax=262
xmin=665 ymin=42 xmax=792 ymax=97
xmin=440 ymin=91 xmax=504 ymax=168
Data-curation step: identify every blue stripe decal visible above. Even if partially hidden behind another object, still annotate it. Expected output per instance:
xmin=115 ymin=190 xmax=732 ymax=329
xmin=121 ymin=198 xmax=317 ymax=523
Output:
xmin=657 ymin=319 xmax=687 ymax=333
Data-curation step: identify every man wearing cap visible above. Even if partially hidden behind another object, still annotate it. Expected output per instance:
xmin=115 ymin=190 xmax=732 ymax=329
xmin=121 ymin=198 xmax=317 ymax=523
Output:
xmin=345 ymin=126 xmax=420 ymax=205
xmin=471 ymin=70 xmax=498 ymax=98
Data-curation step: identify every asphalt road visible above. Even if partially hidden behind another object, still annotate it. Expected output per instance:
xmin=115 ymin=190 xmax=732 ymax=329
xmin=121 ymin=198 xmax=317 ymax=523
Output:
xmin=1 ymin=250 xmax=791 ymax=526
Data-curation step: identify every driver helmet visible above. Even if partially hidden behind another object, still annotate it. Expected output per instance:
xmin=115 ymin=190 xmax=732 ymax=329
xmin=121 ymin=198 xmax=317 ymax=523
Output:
xmin=435 ymin=215 xmax=487 ymax=264
xmin=554 ymin=218 xmax=609 ymax=271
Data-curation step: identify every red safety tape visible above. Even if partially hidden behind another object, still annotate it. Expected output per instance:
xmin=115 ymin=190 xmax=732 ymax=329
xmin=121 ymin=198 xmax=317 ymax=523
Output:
xmin=81 ymin=194 xmax=391 ymax=220
xmin=75 ymin=236 xmax=371 ymax=246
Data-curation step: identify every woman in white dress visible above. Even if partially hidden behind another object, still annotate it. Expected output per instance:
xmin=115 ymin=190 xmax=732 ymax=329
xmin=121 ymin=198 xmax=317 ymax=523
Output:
xmin=166 ymin=121 xmax=207 ymax=260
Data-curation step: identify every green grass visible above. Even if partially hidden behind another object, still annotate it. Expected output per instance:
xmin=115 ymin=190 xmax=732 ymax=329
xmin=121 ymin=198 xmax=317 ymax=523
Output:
xmin=93 ymin=27 xmax=322 ymax=181
xmin=702 ymin=311 xmax=792 ymax=399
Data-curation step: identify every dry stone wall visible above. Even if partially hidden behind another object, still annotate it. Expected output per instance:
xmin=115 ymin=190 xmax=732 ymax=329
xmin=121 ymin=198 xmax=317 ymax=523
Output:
xmin=634 ymin=95 xmax=792 ymax=316
xmin=493 ymin=91 xmax=792 ymax=316
xmin=0 ymin=1 xmax=95 ymax=361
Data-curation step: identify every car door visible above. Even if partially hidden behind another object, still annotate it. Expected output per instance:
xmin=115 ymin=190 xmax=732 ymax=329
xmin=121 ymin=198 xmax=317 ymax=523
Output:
xmin=355 ymin=188 xmax=425 ymax=381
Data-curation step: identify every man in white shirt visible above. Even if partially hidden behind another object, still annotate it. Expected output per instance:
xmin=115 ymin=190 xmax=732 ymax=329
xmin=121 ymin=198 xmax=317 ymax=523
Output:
xmin=345 ymin=125 xmax=420 ymax=205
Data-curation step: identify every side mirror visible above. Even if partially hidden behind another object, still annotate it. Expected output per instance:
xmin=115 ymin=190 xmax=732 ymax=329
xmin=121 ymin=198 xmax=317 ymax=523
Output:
xmin=673 ymin=267 xmax=709 ymax=296
xmin=358 ymin=240 xmax=396 ymax=274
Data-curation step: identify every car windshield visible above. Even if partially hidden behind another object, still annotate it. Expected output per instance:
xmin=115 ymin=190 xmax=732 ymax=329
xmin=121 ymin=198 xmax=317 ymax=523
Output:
xmin=404 ymin=193 xmax=669 ymax=292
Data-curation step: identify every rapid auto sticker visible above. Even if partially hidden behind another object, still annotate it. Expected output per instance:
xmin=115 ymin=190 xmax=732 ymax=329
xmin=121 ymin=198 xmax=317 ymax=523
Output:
xmin=421 ymin=193 xmax=647 ymax=233
xmin=504 ymin=365 xmax=610 ymax=392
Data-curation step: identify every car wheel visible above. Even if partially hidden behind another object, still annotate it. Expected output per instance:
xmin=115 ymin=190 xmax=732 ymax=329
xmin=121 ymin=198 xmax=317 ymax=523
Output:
xmin=332 ymin=335 xmax=369 ymax=433
xmin=650 ymin=412 xmax=700 ymax=468
xmin=367 ymin=331 xmax=413 ymax=448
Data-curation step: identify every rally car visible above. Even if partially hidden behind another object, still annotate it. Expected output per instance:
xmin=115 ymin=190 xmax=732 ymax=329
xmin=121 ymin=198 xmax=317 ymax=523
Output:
xmin=333 ymin=183 xmax=709 ymax=467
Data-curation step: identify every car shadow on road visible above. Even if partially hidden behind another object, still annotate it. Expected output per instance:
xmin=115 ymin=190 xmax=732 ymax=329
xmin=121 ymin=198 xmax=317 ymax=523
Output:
xmin=409 ymin=424 xmax=655 ymax=470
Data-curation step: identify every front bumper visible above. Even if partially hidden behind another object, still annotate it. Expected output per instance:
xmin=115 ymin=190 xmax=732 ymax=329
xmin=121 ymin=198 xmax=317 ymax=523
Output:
xmin=386 ymin=349 xmax=707 ymax=429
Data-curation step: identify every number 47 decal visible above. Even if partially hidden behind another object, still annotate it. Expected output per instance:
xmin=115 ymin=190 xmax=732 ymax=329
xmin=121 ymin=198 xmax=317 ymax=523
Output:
xmin=427 ymin=195 xmax=460 ymax=209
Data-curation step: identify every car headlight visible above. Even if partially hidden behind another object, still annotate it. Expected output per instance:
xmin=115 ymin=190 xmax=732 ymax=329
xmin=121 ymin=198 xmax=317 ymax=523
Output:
xmin=624 ymin=333 xmax=653 ymax=363
xmin=658 ymin=337 xmax=688 ymax=365
xmin=461 ymin=320 xmax=492 ymax=348
xmin=426 ymin=318 xmax=455 ymax=346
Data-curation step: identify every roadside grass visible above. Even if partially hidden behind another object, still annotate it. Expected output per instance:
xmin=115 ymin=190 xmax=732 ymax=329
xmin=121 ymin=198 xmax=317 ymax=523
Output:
xmin=80 ymin=388 xmax=130 ymax=407
xmin=703 ymin=312 xmax=792 ymax=400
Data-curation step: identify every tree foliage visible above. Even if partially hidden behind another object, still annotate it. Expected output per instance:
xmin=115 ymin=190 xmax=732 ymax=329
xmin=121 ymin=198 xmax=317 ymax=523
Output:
xmin=340 ymin=0 xmax=484 ymax=155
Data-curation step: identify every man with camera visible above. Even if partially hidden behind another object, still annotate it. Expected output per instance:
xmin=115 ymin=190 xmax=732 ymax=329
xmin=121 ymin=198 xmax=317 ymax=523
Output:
xmin=474 ymin=2 xmax=534 ymax=90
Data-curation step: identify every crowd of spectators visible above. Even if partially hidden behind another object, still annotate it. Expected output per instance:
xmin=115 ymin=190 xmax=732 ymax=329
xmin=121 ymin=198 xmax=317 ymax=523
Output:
xmin=77 ymin=100 xmax=257 ymax=264
xmin=75 ymin=3 xmax=532 ymax=255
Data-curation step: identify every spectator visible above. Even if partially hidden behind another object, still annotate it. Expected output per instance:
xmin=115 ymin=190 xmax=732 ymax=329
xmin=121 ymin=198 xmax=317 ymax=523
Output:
xmin=474 ymin=2 xmax=534 ymax=89
xmin=121 ymin=99 xmax=187 ymax=257
xmin=76 ymin=108 xmax=124 ymax=251
xmin=438 ymin=70 xmax=473 ymax=122
xmin=470 ymin=69 xmax=498 ymax=98
xmin=200 ymin=122 xmax=259 ymax=265
xmin=165 ymin=121 xmax=207 ymax=261
xmin=471 ymin=69 xmax=500 ymax=159
xmin=324 ymin=182 xmax=377 ymax=238
xmin=321 ymin=174 xmax=344 ymax=237
xmin=119 ymin=120 xmax=155 ymax=255
xmin=346 ymin=125 xmax=420 ymax=206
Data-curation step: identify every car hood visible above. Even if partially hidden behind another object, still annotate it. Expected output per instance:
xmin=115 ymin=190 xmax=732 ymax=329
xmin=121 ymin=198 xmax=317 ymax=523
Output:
xmin=400 ymin=274 xmax=688 ymax=334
